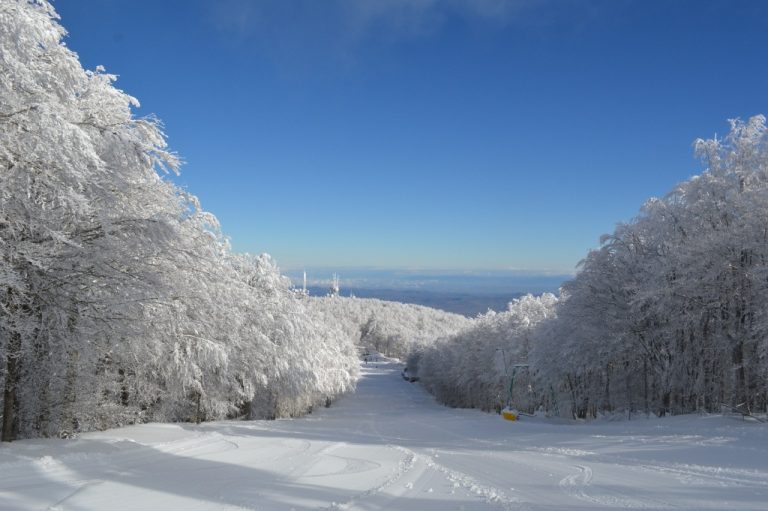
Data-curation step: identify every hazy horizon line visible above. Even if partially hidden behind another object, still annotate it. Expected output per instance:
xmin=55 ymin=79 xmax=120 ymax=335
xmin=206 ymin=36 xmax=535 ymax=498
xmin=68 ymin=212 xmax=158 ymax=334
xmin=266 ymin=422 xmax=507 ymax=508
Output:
xmin=278 ymin=265 xmax=576 ymax=277
xmin=280 ymin=266 xmax=572 ymax=295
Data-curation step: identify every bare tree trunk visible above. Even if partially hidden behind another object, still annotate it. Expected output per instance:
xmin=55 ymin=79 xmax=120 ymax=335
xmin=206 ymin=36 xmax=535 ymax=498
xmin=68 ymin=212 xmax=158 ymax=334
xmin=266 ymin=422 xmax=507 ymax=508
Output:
xmin=643 ymin=356 xmax=649 ymax=416
xmin=625 ymin=360 xmax=633 ymax=420
xmin=118 ymin=368 xmax=129 ymax=406
xmin=567 ymin=374 xmax=578 ymax=420
xmin=61 ymin=348 xmax=80 ymax=436
xmin=732 ymin=339 xmax=746 ymax=409
xmin=2 ymin=331 xmax=21 ymax=442
xmin=60 ymin=306 xmax=81 ymax=437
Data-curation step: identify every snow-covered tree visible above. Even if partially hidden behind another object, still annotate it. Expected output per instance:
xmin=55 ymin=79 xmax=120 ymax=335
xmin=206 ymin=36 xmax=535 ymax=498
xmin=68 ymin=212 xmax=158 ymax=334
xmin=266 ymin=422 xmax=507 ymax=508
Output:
xmin=532 ymin=115 xmax=768 ymax=418
xmin=0 ymin=0 xmax=359 ymax=441
xmin=0 ymin=0 xmax=187 ymax=440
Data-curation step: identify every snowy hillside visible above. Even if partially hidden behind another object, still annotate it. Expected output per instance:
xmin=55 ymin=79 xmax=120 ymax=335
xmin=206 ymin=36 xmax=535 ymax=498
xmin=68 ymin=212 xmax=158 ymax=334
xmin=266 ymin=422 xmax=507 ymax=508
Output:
xmin=3 ymin=358 xmax=767 ymax=510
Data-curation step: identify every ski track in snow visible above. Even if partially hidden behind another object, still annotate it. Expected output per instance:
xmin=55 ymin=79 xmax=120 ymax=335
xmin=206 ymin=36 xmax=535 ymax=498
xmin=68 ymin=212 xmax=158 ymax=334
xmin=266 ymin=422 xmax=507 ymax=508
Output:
xmin=638 ymin=462 xmax=768 ymax=488
xmin=2 ymin=359 xmax=768 ymax=510
xmin=396 ymin=445 xmax=522 ymax=511
xmin=558 ymin=465 xmax=594 ymax=502
xmin=316 ymin=445 xmax=417 ymax=510
xmin=557 ymin=464 xmax=675 ymax=509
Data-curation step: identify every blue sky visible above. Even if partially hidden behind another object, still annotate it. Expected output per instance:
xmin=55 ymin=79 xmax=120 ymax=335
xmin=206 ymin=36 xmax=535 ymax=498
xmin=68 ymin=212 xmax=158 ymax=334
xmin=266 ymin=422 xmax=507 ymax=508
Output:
xmin=55 ymin=0 xmax=768 ymax=274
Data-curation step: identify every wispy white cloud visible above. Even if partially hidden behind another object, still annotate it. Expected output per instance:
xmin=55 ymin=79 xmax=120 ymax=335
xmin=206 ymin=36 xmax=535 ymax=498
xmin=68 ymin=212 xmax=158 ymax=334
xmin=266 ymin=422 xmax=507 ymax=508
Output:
xmin=208 ymin=0 xmax=580 ymax=65
xmin=213 ymin=0 xmax=540 ymax=36
xmin=211 ymin=0 xmax=258 ymax=36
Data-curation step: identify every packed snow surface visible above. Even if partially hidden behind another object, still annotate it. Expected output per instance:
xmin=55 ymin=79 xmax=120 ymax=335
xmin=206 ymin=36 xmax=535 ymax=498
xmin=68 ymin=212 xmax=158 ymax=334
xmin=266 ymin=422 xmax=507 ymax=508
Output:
xmin=2 ymin=359 xmax=767 ymax=510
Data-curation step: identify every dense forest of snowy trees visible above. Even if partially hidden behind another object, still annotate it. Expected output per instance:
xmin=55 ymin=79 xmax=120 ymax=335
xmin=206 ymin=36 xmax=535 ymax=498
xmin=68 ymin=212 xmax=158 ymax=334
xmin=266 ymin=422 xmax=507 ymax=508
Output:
xmin=309 ymin=296 xmax=470 ymax=360
xmin=0 ymin=1 xmax=358 ymax=441
xmin=416 ymin=115 xmax=768 ymax=419
xmin=534 ymin=115 xmax=768 ymax=418
xmin=414 ymin=294 xmax=557 ymax=413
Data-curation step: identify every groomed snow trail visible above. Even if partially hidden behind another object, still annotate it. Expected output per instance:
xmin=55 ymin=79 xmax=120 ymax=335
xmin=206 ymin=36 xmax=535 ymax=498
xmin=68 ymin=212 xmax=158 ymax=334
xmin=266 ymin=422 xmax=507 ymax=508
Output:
xmin=2 ymin=359 xmax=768 ymax=510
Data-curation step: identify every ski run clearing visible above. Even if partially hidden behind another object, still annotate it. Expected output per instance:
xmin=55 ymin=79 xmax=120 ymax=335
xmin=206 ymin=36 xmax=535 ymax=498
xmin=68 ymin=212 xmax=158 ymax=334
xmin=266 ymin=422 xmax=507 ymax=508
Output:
xmin=2 ymin=359 xmax=768 ymax=511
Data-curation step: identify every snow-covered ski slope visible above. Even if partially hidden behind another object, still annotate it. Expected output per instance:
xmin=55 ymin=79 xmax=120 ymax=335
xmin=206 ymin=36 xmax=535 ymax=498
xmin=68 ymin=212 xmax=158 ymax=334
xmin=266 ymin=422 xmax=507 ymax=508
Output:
xmin=2 ymin=359 xmax=768 ymax=510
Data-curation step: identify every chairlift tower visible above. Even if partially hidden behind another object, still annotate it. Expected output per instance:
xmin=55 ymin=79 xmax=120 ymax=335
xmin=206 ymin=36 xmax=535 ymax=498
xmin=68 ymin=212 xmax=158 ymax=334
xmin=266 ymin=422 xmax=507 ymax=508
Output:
xmin=496 ymin=348 xmax=530 ymax=421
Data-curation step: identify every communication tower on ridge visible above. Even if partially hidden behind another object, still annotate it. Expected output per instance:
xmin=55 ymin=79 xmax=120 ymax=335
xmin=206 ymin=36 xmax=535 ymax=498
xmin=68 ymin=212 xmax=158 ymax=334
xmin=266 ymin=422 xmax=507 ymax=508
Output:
xmin=294 ymin=269 xmax=309 ymax=299
xmin=328 ymin=273 xmax=340 ymax=297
